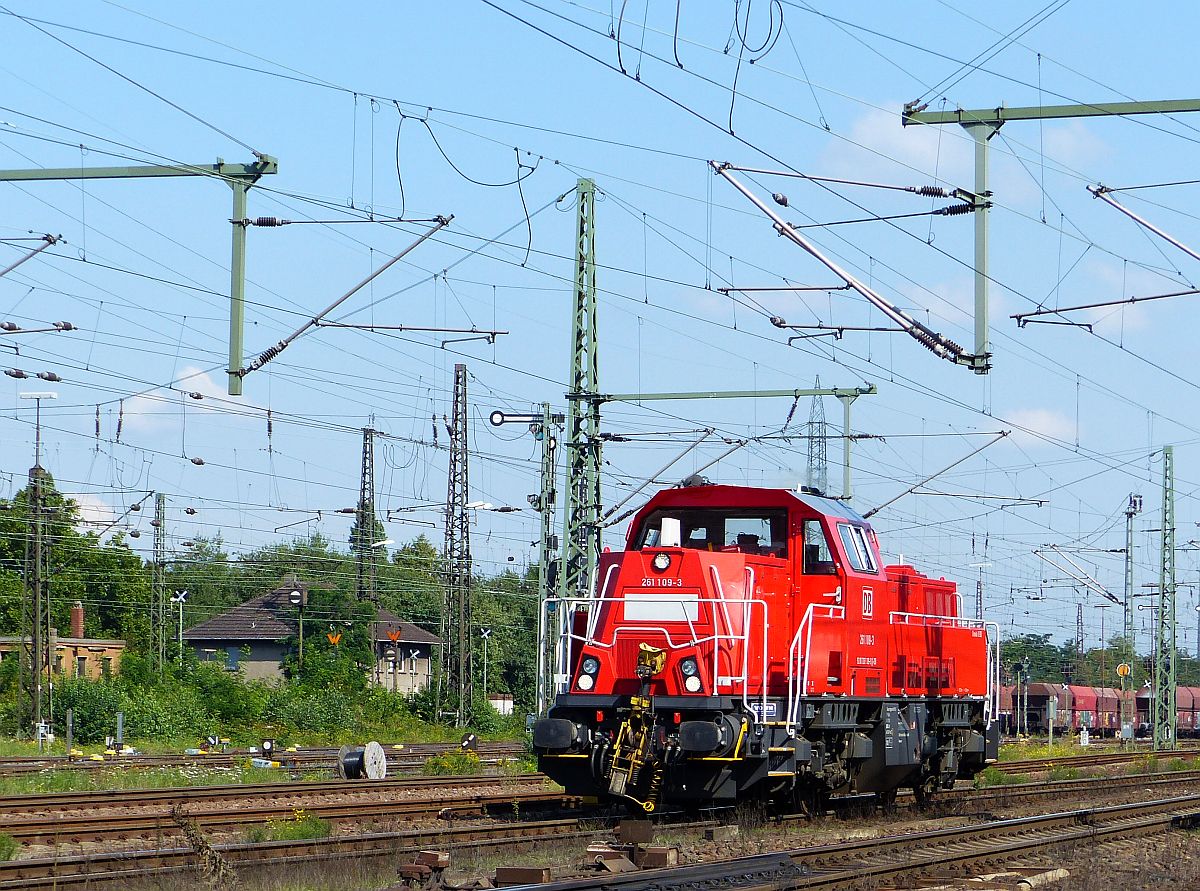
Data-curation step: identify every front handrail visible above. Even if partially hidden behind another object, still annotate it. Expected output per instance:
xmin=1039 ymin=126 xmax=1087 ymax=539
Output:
xmin=706 ymin=564 xmax=768 ymax=716
xmin=785 ymin=602 xmax=844 ymax=733
xmin=543 ymin=593 xmax=768 ymax=708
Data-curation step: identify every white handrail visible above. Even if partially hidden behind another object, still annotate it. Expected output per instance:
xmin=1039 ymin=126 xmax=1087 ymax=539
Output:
xmin=985 ymin=621 xmax=1000 ymax=729
xmin=889 ymin=610 xmax=987 ymax=630
xmin=786 ymin=603 xmax=844 ymax=733
xmin=545 ymin=593 xmax=767 ymax=701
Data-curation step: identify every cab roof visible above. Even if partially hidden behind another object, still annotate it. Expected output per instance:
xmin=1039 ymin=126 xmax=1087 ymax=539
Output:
xmin=626 ymin=484 xmax=870 ymax=542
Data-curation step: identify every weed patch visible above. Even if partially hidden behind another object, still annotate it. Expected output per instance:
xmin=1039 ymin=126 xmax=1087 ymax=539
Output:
xmin=423 ymin=749 xmax=482 ymax=776
xmin=246 ymin=809 xmax=331 ymax=843
xmin=974 ymin=766 xmax=1029 ymax=787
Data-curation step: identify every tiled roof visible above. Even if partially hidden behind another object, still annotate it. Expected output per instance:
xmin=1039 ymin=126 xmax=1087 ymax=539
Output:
xmin=372 ymin=608 xmax=440 ymax=645
xmin=183 ymin=588 xmax=297 ymax=641
xmin=183 ymin=578 xmax=440 ymax=645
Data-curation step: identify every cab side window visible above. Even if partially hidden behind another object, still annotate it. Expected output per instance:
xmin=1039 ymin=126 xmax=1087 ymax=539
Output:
xmin=802 ymin=520 xmax=837 ymax=574
xmin=837 ymin=523 xmax=879 ymax=574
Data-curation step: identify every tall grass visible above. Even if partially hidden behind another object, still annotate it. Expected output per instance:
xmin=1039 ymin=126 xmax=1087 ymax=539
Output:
xmin=0 ymin=764 xmax=317 ymax=796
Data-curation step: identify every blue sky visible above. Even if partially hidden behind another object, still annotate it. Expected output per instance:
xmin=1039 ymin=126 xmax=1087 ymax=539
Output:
xmin=2 ymin=1 xmax=1199 ymax=653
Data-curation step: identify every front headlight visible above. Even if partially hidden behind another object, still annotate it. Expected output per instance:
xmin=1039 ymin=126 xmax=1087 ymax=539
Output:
xmin=581 ymin=656 xmax=600 ymax=675
xmin=684 ymin=675 xmax=702 ymax=692
xmin=577 ymin=674 xmax=595 ymax=691
xmin=680 ymin=657 xmax=698 ymax=677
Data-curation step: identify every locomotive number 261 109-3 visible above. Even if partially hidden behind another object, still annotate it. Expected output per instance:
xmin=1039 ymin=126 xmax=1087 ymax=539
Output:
xmin=640 ymin=577 xmax=685 ymax=587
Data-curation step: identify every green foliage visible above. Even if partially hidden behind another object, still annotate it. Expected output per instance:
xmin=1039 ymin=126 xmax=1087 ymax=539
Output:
xmin=245 ymin=809 xmax=331 ymax=843
xmin=0 ymin=764 xmax=297 ymax=796
xmin=55 ymin=679 xmax=126 ymax=743
xmin=0 ymin=476 xmax=538 ymax=735
xmin=1045 ymin=765 xmax=1079 ymax=781
xmin=997 ymin=741 xmax=1079 ymax=761
xmin=422 ymin=748 xmax=482 ymax=776
xmin=973 ymin=766 xmax=1029 ymax=787
xmin=0 ymin=834 xmax=17 ymax=862
xmin=0 ymin=474 xmax=150 ymax=649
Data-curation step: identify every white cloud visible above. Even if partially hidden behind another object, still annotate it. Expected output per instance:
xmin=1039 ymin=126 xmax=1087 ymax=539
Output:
xmin=70 ymin=493 xmax=116 ymax=530
xmin=1042 ymin=120 xmax=1110 ymax=172
xmin=122 ymin=366 xmax=257 ymax=432
xmin=818 ymin=105 xmax=973 ymax=187
xmin=1002 ymin=407 xmax=1076 ymax=446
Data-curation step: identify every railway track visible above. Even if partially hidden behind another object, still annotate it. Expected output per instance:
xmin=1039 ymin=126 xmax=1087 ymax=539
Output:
xmin=999 ymin=748 xmax=1196 ymax=772
xmin=514 ymin=793 xmax=1200 ymax=890
xmin=936 ymin=767 xmax=1200 ymax=807
xmin=0 ymin=772 xmax=543 ymax=817
xmin=8 ymin=778 xmax=1197 ymax=889
xmin=0 ymin=774 xmax=562 ymax=844
xmin=0 ymin=740 xmax=526 ymax=776
xmin=0 ymin=814 xmax=610 ymax=889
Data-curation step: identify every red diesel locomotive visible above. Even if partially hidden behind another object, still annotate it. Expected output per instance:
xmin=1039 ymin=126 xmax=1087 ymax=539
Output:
xmin=533 ymin=482 xmax=1000 ymax=812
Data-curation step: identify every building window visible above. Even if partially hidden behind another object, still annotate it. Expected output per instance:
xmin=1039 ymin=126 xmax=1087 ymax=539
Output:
xmin=76 ymin=655 xmax=87 ymax=677
xmin=54 ymin=655 xmax=63 ymax=673
xmin=225 ymin=647 xmax=240 ymax=671
xmin=101 ymin=657 xmax=112 ymax=679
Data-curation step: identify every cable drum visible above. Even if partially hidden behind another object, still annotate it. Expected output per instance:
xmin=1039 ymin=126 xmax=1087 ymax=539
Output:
xmin=336 ymin=741 xmax=388 ymax=780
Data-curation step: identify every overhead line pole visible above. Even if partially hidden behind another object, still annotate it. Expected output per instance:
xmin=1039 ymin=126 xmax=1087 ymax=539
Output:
xmin=1125 ymin=494 xmax=1143 ymax=663
xmin=903 ymin=98 xmax=1200 ymax=373
xmin=1153 ymin=446 xmax=1177 ymax=751
xmin=560 ymin=179 xmax=601 ymax=606
xmin=0 ymin=157 xmax=278 ymax=396
xmin=444 ymin=364 xmax=473 ymax=726
xmin=152 ymin=493 xmax=166 ymax=673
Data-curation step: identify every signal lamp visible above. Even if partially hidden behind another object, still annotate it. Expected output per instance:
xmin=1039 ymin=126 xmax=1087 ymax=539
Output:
xmin=680 ymin=657 xmax=698 ymax=677
xmin=652 ymin=553 xmax=671 ymax=572
xmin=581 ymin=656 xmax=600 ymax=675
xmin=684 ymin=675 xmax=702 ymax=692
xmin=576 ymin=674 xmax=594 ymax=691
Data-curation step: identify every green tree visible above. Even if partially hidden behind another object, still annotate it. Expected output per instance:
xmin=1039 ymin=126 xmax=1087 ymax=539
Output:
xmin=0 ymin=474 xmax=151 ymax=643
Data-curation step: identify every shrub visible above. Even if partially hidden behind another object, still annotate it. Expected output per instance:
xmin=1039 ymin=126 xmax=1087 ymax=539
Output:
xmin=423 ymin=749 xmax=482 ymax=776
xmin=54 ymin=679 xmax=127 ymax=743
xmin=0 ymin=833 xmax=17 ymax=862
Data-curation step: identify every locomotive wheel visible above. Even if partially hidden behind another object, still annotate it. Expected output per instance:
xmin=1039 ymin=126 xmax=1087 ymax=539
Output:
xmin=792 ymin=786 xmax=829 ymax=818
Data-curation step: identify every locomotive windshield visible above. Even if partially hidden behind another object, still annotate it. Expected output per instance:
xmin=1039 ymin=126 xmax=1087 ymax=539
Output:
xmin=636 ymin=508 xmax=788 ymax=557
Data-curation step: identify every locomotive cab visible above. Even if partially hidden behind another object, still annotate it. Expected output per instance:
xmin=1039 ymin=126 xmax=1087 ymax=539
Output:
xmin=533 ymin=483 xmax=999 ymax=813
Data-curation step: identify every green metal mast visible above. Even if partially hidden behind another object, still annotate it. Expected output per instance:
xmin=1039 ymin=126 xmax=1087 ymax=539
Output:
xmin=0 ymin=157 xmax=277 ymax=396
xmin=1153 ymin=447 xmax=1177 ymax=751
xmin=903 ymin=98 xmax=1200 ymax=374
xmin=444 ymin=364 xmax=473 ymax=726
xmin=560 ymin=179 xmax=601 ymax=604
xmin=1123 ymin=494 xmax=1142 ymax=663
xmin=152 ymin=493 xmax=166 ymax=672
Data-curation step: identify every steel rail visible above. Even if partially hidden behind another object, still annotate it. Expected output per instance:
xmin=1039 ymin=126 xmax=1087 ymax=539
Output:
xmin=0 ymin=815 xmax=608 ymax=889
xmin=0 ymin=740 xmax=525 ymax=776
xmin=0 ymin=771 xmax=542 ymax=815
xmin=0 ymin=787 xmax=572 ymax=844
xmin=507 ymin=793 xmax=1200 ymax=890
